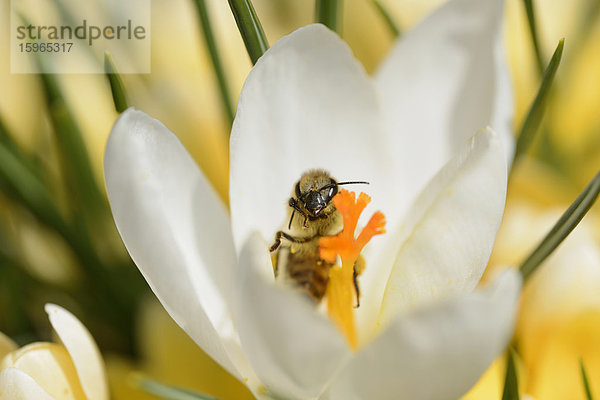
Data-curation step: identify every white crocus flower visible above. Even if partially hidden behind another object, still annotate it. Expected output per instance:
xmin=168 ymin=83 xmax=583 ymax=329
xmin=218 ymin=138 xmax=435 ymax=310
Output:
xmin=0 ymin=304 xmax=108 ymax=400
xmin=105 ymin=0 xmax=521 ymax=398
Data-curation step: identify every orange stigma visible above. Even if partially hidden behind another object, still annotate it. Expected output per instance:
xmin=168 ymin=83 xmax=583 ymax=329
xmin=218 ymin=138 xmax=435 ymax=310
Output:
xmin=319 ymin=189 xmax=386 ymax=349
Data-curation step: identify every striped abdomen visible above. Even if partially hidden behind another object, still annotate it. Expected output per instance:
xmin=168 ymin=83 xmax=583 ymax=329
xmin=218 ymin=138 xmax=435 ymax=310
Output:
xmin=276 ymin=240 xmax=334 ymax=302
xmin=287 ymin=251 xmax=333 ymax=301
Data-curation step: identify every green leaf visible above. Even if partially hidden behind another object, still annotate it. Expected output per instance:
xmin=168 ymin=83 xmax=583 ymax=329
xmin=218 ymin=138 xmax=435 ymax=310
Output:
xmin=0 ymin=136 xmax=137 ymax=329
xmin=522 ymin=0 xmax=544 ymax=75
xmin=580 ymin=357 xmax=594 ymax=400
xmin=315 ymin=0 xmax=343 ymax=33
xmin=104 ymin=52 xmax=129 ymax=113
xmin=0 ymin=140 xmax=70 ymax=239
xmin=502 ymin=348 xmax=520 ymax=400
xmin=37 ymin=71 xmax=105 ymax=217
xmin=0 ymin=248 xmax=40 ymax=339
xmin=0 ymin=116 xmax=14 ymax=146
xmin=520 ymin=170 xmax=600 ymax=280
xmin=227 ymin=0 xmax=269 ymax=65
xmin=370 ymin=0 xmax=401 ymax=37
xmin=0 ymin=117 xmax=40 ymax=178
xmin=192 ymin=0 xmax=235 ymax=126
xmin=512 ymin=39 xmax=564 ymax=166
xmin=134 ymin=376 xmax=221 ymax=400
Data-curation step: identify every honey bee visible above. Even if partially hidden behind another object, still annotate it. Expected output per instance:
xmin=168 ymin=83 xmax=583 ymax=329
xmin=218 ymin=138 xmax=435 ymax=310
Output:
xmin=270 ymin=170 xmax=368 ymax=305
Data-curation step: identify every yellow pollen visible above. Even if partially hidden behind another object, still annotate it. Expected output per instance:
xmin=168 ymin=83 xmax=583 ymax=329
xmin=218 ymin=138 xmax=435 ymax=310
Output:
xmin=257 ymin=385 xmax=268 ymax=395
xmin=319 ymin=189 xmax=386 ymax=349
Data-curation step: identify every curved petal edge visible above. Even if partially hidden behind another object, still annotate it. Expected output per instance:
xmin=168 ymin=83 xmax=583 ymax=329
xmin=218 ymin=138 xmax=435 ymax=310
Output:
xmin=234 ymin=232 xmax=351 ymax=399
xmin=45 ymin=304 xmax=108 ymax=400
xmin=104 ymin=108 xmax=242 ymax=379
xmin=326 ymin=268 xmax=522 ymax=400
xmin=377 ymin=127 xmax=507 ymax=327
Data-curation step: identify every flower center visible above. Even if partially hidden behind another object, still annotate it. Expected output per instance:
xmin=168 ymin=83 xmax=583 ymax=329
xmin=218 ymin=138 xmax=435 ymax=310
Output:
xmin=319 ymin=189 xmax=386 ymax=349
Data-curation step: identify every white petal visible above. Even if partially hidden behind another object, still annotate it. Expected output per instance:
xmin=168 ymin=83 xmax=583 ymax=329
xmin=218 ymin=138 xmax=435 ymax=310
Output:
xmin=325 ymin=269 xmax=521 ymax=400
xmin=234 ymin=233 xmax=351 ymax=399
xmin=45 ymin=304 xmax=107 ymax=400
xmin=230 ymin=24 xmax=392 ymax=252
xmin=378 ymin=128 xmax=507 ymax=326
xmin=0 ymin=368 xmax=55 ymax=400
xmin=491 ymin=31 xmax=514 ymax=163
xmin=104 ymin=108 xmax=242 ymax=378
xmin=375 ymin=0 xmax=513 ymax=223
xmin=0 ymin=342 xmax=85 ymax=399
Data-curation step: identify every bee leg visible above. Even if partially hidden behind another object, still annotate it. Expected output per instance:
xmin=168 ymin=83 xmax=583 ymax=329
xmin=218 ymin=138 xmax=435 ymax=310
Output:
xmin=289 ymin=198 xmax=303 ymax=212
xmin=353 ymin=255 xmax=365 ymax=308
xmin=270 ymin=231 xmax=312 ymax=252
xmin=352 ymin=271 xmax=361 ymax=308
xmin=287 ymin=197 xmax=310 ymax=228
xmin=270 ymin=233 xmax=283 ymax=252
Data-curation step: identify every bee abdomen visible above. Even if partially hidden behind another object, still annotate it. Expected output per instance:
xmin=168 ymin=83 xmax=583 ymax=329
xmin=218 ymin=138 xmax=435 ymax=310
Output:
xmin=286 ymin=253 xmax=333 ymax=301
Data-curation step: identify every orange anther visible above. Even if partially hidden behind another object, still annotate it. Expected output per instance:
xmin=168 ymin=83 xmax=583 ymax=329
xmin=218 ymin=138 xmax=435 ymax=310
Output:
xmin=319 ymin=189 xmax=386 ymax=349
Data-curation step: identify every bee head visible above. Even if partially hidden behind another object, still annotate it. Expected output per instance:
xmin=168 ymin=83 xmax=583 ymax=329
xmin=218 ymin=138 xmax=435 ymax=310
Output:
xmin=295 ymin=178 xmax=338 ymax=217
xmin=287 ymin=170 xmax=368 ymax=229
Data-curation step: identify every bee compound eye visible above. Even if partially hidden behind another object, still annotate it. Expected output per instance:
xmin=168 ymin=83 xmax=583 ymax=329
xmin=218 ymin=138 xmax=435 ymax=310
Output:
xmin=319 ymin=181 xmax=337 ymax=202
xmin=320 ymin=188 xmax=333 ymax=202
xmin=329 ymin=185 xmax=337 ymax=199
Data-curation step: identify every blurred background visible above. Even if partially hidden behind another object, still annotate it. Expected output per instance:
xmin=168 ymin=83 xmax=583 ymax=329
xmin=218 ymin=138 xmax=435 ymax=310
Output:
xmin=0 ymin=0 xmax=599 ymax=399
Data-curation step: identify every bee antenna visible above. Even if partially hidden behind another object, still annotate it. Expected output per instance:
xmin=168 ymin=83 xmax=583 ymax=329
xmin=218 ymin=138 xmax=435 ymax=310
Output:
xmin=320 ymin=181 xmax=370 ymax=191
xmin=288 ymin=210 xmax=295 ymax=229
xmin=337 ymin=181 xmax=369 ymax=186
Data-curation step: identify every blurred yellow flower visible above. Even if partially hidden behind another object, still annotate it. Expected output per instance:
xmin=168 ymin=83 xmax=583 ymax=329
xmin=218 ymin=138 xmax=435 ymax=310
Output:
xmin=464 ymin=355 xmax=531 ymax=400
xmin=467 ymin=160 xmax=600 ymax=399
xmin=516 ymin=212 xmax=600 ymax=399
xmin=0 ymin=304 xmax=108 ymax=400
xmin=505 ymin=0 xmax=600 ymax=188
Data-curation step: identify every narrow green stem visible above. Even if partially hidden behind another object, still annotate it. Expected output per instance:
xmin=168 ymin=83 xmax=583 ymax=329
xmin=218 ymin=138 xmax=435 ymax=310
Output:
xmin=0 ymin=251 xmax=38 ymax=341
xmin=0 ymin=141 xmax=70 ymax=239
xmin=227 ymin=0 xmax=269 ymax=65
xmin=0 ymin=117 xmax=39 ymax=177
xmin=104 ymin=52 xmax=129 ymax=113
xmin=0 ymin=116 xmax=12 ymax=144
xmin=522 ymin=0 xmax=544 ymax=75
xmin=0 ymin=139 xmax=135 ymax=338
xmin=580 ymin=358 xmax=594 ymax=400
xmin=520 ymin=170 xmax=600 ymax=280
xmin=512 ymin=39 xmax=564 ymax=166
xmin=370 ymin=0 xmax=400 ymax=37
xmin=37 ymin=71 xmax=105 ymax=216
xmin=0 ymin=84 xmax=141 ymax=354
xmin=315 ymin=0 xmax=343 ymax=33
xmin=502 ymin=349 xmax=520 ymax=400
xmin=192 ymin=0 xmax=235 ymax=126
